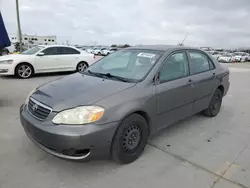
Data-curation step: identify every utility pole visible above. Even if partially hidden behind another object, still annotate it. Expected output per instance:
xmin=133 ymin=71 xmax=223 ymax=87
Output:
xmin=16 ymin=0 xmax=23 ymax=52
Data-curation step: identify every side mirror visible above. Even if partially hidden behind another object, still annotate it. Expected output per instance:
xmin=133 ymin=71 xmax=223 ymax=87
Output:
xmin=154 ymin=72 xmax=160 ymax=84
xmin=37 ymin=52 xmax=44 ymax=56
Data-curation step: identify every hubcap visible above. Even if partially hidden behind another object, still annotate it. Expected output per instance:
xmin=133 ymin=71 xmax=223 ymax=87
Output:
xmin=18 ymin=65 xmax=32 ymax=78
xmin=122 ymin=124 xmax=141 ymax=152
xmin=78 ymin=63 xmax=87 ymax=73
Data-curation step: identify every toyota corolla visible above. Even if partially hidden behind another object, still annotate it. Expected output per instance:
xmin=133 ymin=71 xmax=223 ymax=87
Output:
xmin=20 ymin=45 xmax=230 ymax=164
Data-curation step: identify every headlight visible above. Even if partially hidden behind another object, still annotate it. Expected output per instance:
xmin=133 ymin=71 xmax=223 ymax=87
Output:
xmin=52 ymin=106 xmax=104 ymax=125
xmin=0 ymin=60 xmax=13 ymax=64
xmin=25 ymin=88 xmax=37 ymax=104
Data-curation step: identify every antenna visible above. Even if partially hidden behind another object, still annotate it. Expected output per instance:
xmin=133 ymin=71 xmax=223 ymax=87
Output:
xmin=179 ymin=33 xmax=189 ymax=46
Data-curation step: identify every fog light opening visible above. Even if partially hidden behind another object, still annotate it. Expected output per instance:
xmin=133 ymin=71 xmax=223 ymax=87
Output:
xmin=62 ymin=148 xmax=90 ymax=157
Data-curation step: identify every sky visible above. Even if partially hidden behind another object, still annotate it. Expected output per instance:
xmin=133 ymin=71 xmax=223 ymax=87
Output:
xmin=1 ymin=0 xmax=250 ymax=48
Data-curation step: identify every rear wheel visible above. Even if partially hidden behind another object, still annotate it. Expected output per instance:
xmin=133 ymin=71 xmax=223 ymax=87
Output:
xmin=111 ymin=114 xmax=149 ymax=164
xmin=76 ymin=62 xmax=88 ymax=73
xmin=203 ymin=89 xmax=223 ymax=117
xmin=15 ymin=63 xmax=33 ymax=79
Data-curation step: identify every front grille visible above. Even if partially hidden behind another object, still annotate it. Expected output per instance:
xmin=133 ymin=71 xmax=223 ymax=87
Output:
xmin=27 ymin=97 xmax=52 ymax=120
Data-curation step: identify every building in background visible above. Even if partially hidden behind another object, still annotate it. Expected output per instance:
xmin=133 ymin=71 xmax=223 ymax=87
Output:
xmin=8 ymin=34 xmax=57 ymax=46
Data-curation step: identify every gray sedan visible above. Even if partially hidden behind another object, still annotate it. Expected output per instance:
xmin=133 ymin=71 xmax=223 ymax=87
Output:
xmin=20 ymin=45 xmax=230 ymax=164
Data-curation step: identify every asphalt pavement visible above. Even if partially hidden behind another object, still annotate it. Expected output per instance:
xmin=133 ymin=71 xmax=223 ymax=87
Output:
xmin=0 ymin=63 xmax=250 ymax=188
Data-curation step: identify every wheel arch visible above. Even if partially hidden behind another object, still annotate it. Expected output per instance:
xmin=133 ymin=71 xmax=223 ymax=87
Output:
xmin=15 ymin=62 xmax=35 ymax=74
xmin=77 ymin=61 xmax=89 ymax=67
xmin=217 ymin=85 xmax=224 ymax=96
xmin=117 ymin=110 xmax=153 ymax=137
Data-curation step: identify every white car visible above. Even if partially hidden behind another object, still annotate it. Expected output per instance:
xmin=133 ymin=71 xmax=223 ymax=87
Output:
xmin=92 ymin=47 xmax=107 ymax=55
xmin=232 ymin=52 xmax=250 ymax=62
xmin=0 ymin=45 xmax=95 ymax=78
xmin=218 ymin=54 xmax=233 ymax=63
xmin=101 ymin=48 xmax=118 ymax=56
xmin=208 ymin=51 xmax=224 ymax=60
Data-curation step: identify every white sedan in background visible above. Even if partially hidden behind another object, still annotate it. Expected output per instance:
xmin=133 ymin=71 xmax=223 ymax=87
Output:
xmin=218 ymin=53 xmax=233 ymax=63
xmin=0 ymin=45 xmax=95 ymax=78
xmin=232 ymin=52 xmax=250 ymax=62
xmin=101 ymin=48 xmax=118 ymax=56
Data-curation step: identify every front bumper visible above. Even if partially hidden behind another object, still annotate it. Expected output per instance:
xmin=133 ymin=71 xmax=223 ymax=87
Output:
xmin=218 ymin=59 xmax=231 ymax=63
xmin=20 ymin=104 xmax=118 ymax=161
xmin=0 ymin=64 xmax=15 ymax=75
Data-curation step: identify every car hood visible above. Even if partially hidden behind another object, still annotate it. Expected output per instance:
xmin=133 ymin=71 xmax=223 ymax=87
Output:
xmin=31 ymin=73 xmax=136 ymax=111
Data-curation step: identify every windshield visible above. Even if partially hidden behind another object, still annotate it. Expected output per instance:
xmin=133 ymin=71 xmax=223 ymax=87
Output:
xmin=86 ymin=49 xmax=164 ymax=82
xmin=21 ymin=46 xmax=44 ymax=55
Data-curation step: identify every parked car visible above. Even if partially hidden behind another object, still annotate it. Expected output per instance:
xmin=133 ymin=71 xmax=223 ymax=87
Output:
xmin=86 ymin=48 xmax=95 ymax=53
xmin=101 ymin=48 xmax=118 ymax=56
xmin=0 ymin=45 xmax=95 ymax=78
xmin=92 ymin=47 xmax=107 ymax=55
xmin=208 ymin=51 xmax=224 ymax=60
xmin=232 ymin=52 xmax=250 ymax=62
xmin=20 ymin=45 xmax=229 ymax=164
xmin=218 ymin=53 xmax=233 ymax=63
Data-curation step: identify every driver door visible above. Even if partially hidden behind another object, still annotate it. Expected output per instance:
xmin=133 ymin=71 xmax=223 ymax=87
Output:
xmin=155 ymin=51 xmax=194 ymax=130
xmin=34 ymin=47 xmax=60 ymax=73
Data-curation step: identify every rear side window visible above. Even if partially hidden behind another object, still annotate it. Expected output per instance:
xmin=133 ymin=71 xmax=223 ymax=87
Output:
xmin=188 ymin=51 xmax=213 ymax=75
xmin=59 ymin=47 xmax=80 ymax=55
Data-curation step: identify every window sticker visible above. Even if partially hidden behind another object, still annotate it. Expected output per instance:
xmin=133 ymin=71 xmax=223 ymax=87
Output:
xmin=137 ymin=53 xmax=156 ymax=58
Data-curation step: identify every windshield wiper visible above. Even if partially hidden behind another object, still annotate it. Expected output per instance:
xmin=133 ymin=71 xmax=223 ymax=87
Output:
xmin=87 ymin=70 xmax=130 ymax=82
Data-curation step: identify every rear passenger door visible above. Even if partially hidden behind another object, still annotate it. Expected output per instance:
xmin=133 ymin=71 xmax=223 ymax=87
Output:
xmin=187 ymin=50 xmax=217 ymax=114
xmin=57 ymin=47 xmax=81 ymax=71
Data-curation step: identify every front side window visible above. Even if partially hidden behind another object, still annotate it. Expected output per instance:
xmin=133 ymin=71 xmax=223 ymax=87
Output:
xmin=42 ymin=47 xmax=59 ymax=55
xmin=189 ymin=51 xmax=210 ymax=74
xmin=159 ymin=52 xmax=189 ymax=82
xmin=87 ymin=49 xmax=164 ymax=81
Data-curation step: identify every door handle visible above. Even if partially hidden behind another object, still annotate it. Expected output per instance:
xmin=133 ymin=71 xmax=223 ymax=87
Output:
xmin=212 ymin=73 xmax=216 ymax=77
xmin=188 ymin=79 xmax=196 ymax=87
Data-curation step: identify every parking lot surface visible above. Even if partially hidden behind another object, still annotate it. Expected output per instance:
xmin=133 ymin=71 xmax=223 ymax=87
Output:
xmin=1 ymin=63 xmax=250 ymax=188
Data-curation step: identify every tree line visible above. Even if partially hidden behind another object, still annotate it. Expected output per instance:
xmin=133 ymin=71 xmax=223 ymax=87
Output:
xmin=111 ymin=44 xmax=131 ymax=48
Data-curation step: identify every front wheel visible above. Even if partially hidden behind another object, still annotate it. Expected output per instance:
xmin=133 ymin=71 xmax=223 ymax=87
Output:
xmin=15 ymin=63 xmax=33 ymax=79
xmin=76 ymin=62 xmax=88 ymax=73
xmin=203 ymin=89 xmax=223 ymax=117
xmin=111 ymin=114 xmax=149 ymax=164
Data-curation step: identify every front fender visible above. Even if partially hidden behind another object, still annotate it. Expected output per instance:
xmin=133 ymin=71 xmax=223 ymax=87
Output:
xmin=96 ymin=95 xmax=157 ymax=135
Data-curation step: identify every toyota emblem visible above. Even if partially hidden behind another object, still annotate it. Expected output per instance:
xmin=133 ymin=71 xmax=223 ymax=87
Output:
xmin=32 ymin=104 xmax=38 ymax=111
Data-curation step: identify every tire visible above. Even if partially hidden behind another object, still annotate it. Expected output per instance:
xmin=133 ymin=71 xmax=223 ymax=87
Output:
xmin=98 ymin=52 xmax=101 ymax=56
xmin=107 ymin=52 xmax=110 ymax=55
xmin=203 ymin=89 xmax=223 ymax=117
xmin=15 ymin=63 xmax=33 ymax=79
xmin=111 ymin=114 xmax=149 ymax=164
xmin=76 ymin=62 xmax=88 ymax=73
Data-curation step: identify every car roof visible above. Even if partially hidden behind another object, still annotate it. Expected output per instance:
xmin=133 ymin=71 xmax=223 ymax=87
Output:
xmin=126 ymin=45 xmax=200 ymax=52
xmin=38 ymin=45 xmax=77 ymax=48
